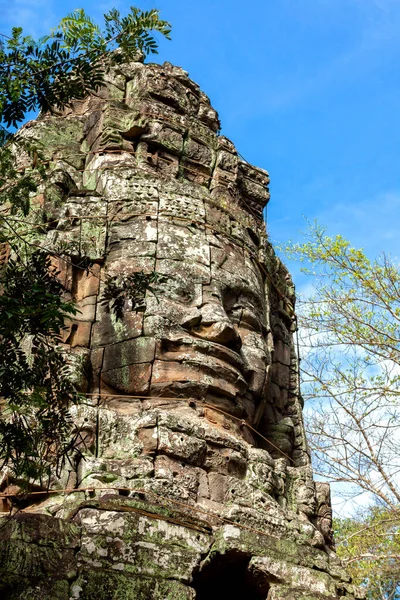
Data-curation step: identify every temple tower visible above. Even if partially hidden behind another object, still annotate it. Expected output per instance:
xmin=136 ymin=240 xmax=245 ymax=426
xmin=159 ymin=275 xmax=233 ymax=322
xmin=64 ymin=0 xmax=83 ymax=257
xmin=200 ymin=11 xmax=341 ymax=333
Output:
xmin=0 ymin=60 xmax=358 ymax=600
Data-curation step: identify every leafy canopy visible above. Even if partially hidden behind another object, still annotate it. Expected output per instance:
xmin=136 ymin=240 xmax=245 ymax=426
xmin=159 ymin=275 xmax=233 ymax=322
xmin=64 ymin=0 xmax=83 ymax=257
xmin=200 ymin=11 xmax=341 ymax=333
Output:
xmin=0 ymin=7 xmax=171 ymax=127
xmin=0 ymin=251 xmax=80 ymax=483
xmin=335 ymin=507 xmax=400 ymax=600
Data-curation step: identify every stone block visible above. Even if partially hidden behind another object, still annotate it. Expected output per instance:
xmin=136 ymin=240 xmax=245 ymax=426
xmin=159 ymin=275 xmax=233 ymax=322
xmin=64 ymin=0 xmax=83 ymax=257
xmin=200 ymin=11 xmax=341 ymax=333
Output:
xmin=75 ymin=297 xmax=96 ymax=322
xmin=270 ymin=383 xmax=289 ymax=411
xmin=108 ymin=217 xmax=157 ymax=244
xmin=96 ymin=410 xmax=145 ymax=459
xmin=154 ymin=455 xmax=199 ymax=497
xmin=141 ymin=122 xmax=185 ymax=155
xmin=157 ymin=221 xmax=210 ymax=265
xmin=249 ymin=556 xmax=338 ymax=597
xmin=101 ymin=362 xmax=152 ymax=395
xmin=77 ymin=505 xmax=210 ymax=582
xmin=271 ymin=362 xmax=290 ymax=390
xmin=76 ymin=571 xmax=196 ymax=600
xmin=151 ymin=359 xmax=243 ymax=399
xmin=138 ymin=426 xmax=158 ymax=455
xmin=106 ymin=257 xmax=156 ymax=278
xmin=103 ymin=338 xmax=156 ymax=371
xmin=155 ymin=258 xmax=211 ymax=284
xmin=159 ymin=192 xmax=206 ymax=221
xmin=275 ymin=340 xmax=292 ymax=366
xmin=198 ymin=96 xmax=220 ymax=131
xmin=204 ymin=446 xmax=247 ymax=478
xmin=79 ymin=456 xmax=154 ymax=488
xmin=0 ymin=514 xmax=79 ymax=593
xmin=91 ymin=306 xmax=143 ymax=347
xmin=207 ymin=472 xmax=229 ymax=503
xmin=61 ymin=320 xmax=92 ymax=348
xmin=158 ymin=427 xmax=206 ymax=466
xmin=197 ymin=470 xmax=210 ymax=499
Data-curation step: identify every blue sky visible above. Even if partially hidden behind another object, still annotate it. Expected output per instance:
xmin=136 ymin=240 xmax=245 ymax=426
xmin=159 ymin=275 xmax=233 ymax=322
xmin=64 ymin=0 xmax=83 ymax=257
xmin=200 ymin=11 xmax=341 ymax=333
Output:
xmin=1 ymin=0 xmax=400 ymax=270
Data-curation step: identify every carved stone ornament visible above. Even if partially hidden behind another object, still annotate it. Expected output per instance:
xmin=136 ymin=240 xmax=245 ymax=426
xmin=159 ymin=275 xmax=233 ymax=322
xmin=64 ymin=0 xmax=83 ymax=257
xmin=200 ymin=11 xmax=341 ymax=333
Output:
xmin=0 ymin=61 xmax=360 ymax=600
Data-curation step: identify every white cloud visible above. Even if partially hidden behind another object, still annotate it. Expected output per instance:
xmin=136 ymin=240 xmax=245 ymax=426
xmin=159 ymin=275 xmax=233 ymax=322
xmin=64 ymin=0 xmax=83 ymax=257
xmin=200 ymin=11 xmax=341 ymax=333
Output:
xmin=316 ymin=191 xmax=400 ymax=254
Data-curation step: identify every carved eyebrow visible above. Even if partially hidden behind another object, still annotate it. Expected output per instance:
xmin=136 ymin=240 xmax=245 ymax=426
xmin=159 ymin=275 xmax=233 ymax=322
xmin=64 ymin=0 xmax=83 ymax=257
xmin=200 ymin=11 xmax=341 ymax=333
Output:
xmin=220 ymin=284 xmax=264 ymax=313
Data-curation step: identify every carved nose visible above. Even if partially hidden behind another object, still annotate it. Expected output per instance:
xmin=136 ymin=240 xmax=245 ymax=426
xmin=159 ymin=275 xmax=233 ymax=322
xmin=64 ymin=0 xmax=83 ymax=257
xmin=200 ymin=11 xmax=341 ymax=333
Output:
xmin=194 ymin=304 xmax=242 ymax=348
xmin=197 ymin=321 xmax=240 ymax=345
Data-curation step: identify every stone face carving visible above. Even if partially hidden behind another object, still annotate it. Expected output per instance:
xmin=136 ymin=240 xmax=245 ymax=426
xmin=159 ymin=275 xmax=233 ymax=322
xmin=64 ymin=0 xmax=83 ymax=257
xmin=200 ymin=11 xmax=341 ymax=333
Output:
xmin=0 ymin=61 xmax=359 ymax=600
xmin=98 ymin=211 xmax=270 ymax=421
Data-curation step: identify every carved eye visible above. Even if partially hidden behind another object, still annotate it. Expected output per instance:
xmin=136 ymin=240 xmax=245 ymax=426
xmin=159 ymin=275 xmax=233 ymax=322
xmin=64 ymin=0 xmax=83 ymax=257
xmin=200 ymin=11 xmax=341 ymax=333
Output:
xmin=239 ymin=308 xmax=264 ymax=333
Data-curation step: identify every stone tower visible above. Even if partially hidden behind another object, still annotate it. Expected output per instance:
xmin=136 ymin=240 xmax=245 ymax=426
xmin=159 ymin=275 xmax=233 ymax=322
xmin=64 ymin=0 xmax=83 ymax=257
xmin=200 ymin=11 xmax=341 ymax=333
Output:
xmin=0 ymin=60 xmax=359 ymax=600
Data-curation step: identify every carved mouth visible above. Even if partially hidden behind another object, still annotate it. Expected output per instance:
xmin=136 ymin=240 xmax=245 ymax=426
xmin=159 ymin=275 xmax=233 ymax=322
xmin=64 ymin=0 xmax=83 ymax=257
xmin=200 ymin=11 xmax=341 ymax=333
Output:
xmin=154 ymin=335 xmax=249 ymax=399
xmin=158 ymin=335 xmax=246 ymax=373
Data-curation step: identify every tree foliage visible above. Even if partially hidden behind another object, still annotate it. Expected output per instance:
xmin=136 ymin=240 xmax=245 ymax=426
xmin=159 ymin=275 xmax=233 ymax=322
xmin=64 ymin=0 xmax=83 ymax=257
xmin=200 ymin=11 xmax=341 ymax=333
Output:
xmin=0 ymin=7 xmax=171 ymax=488
xmin=0 ymin=7 xmax=171 ymax=214
xmin=0 ymin=251 xmax=80 ymax=483
xmin=0 ymin=7 xmax=171 ymax=127
xmin=285 ymin=222 xmax=400 ymax=596
xmin=285 ymin=222 xmax=400 ymax=505
xmin=335 ymin=507 xmax=400 ymax=600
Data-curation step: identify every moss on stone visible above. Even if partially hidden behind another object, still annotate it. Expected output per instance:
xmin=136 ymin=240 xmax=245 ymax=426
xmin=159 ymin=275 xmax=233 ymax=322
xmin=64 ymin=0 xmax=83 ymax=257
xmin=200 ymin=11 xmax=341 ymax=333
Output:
xmin=79 ymin=571 xmax=194 ymax=599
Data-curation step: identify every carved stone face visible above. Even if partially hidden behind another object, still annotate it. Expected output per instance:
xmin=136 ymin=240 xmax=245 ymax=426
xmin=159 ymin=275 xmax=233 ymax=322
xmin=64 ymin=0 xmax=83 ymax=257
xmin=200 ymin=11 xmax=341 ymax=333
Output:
xmin=25 ymin=58 xmax=300 ymax=453
xmin=91 ymin=191 xmax=271 ymax=425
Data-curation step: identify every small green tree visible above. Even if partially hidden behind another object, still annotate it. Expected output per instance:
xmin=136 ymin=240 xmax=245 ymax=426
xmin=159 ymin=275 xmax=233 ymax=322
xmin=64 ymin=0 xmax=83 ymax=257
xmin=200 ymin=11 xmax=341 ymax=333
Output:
xmin=1 ymin=7 xmax=171 ymax=215
xmin=0 ymin=7 xmax=171 ymax=488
